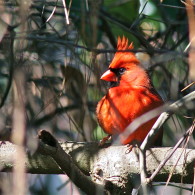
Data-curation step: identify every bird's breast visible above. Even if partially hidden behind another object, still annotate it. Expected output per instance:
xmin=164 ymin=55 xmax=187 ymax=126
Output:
xmin=96 ymin=86 xmax=163 ymax=136
xmin=96 ymin=87 xmax=134 ymax=134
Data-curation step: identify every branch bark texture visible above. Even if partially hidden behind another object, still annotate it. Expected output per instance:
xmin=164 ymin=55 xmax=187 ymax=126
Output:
xmin=0 ymin=141 xmax=194 ymax=186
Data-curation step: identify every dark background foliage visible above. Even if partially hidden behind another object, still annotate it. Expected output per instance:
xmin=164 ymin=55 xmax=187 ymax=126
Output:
xmin=0 ymin=0 xmax=194 ymax=194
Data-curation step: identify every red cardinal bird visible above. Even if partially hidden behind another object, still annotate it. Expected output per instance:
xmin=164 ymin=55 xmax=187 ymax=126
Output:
xmin=96 ymin=36 xmax=163 ymax=146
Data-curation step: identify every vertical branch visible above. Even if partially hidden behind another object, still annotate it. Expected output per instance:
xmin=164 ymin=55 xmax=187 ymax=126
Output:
xmin=62 ymin=0 xmax=70 ymax=24
xmin=185 ymin=0 xmax=195 ymax=80
xmin=10 ymin=1 xmax=31 ymax=194
xmin=193 ymin=163 xmax=195 ymax=195
xmin=12 ymin=71 xmax=27 ymax=195
xmin=139 ymin=148 xmax=148 ymax=195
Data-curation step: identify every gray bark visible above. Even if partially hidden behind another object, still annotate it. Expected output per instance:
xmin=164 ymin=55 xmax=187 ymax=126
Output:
xmin=0 ymin=141 xmax=194 ymax=186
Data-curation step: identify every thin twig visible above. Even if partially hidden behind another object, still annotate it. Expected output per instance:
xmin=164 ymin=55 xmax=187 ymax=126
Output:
xmin=7 ymin=34 xmax=188 ymax=56
xmin=120 ymin=91 xmax=195 ymax=147
xmin=159 ymin=3 xmax=186 ymax=9
xmin=46 ymin=0 xmax=58 ymax=22
xmin=61 ymin=0 xmax=69 ymax=24
xmin=147 ymin=123 xmax=195 ymax=183
xmin=162 ymin=119 xmax=195 ymax=194
xmin=141 ymin=90 xmax=195 ymax=151
xmin=137 ymin=91 xmax=195 ymax=188
xmin=85 ymin=0 xmax=89 ymax=11
xmin=127 ymin=91 xmax=195 ymax=193
xmin=181 ymin=81 xmax=195 ymax=92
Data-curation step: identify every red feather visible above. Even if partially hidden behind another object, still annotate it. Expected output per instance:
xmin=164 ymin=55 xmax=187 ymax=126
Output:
xmin=96 ymin=37 xmax=163 ymax=145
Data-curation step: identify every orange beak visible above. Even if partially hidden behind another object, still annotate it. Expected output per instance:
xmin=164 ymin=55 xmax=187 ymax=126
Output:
xmin=100 ymin=70 xmax=117 ymax=82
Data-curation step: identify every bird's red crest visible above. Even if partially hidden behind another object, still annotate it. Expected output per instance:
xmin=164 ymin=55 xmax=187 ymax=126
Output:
xmin=108 ymin=36 xmax=138 ymax=69
xmin=117 ymin=36 xmax=133 ymax=51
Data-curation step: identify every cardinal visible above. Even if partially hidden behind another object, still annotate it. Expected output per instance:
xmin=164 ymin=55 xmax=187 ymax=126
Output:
xmin=96 ymin=36 xmax=163 ymax=147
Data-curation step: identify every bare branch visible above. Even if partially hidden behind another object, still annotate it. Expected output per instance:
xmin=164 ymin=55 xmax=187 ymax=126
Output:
xmin=37 ymin=130 xmax=105 ymax=194
xmin=0 ymin=138 xmax=195 ymax=192
xmin=138 ymin=91 xmax=195 ymax=194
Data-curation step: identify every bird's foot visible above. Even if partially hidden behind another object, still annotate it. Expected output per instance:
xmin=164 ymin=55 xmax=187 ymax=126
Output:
xmin=125 ymin=144 xmax=138 ymax=154
xmin=99 ymin=135 xmax=111 ymax=147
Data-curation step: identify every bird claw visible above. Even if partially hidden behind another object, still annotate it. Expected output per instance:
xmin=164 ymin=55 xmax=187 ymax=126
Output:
xmin=125 ymin=144 xmax=134 ymax=154
xmin=99 ymin=135 xmax=111 ymax=147
xmin=125 ymin=144 xmax=139 ymax=154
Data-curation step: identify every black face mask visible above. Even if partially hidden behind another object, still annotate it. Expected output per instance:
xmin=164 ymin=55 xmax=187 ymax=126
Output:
xmin=107 ymin=67 xmax=126 ymax=88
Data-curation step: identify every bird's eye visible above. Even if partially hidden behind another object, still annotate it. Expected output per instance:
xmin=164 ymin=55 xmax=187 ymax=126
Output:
xmin=118 ymin=68 xmax=126 ymax=75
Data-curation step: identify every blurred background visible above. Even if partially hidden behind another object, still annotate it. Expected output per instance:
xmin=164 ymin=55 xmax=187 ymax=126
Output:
xmin=0 ymin=0 xmax=194 ymax=194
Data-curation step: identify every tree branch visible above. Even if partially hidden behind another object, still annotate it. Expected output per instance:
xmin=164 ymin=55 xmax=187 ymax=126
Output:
xmin=37 ymin=130 xmax=105 ymax=194
xmin=139 ymin=90 xmax=195 ymax=193
xmin=0 ymin=135 xmax=195 ymax=193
